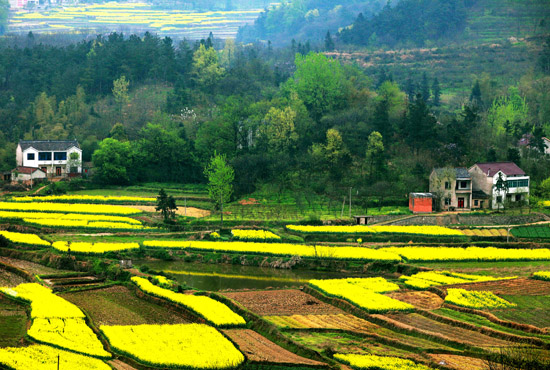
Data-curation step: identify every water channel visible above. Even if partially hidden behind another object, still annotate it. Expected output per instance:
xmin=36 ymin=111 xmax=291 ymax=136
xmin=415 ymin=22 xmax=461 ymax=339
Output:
xmin=135 ymin=260 xmax=363 ymax=291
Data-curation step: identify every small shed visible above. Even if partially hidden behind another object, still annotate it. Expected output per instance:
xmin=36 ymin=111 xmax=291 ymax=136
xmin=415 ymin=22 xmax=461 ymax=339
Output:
xmin=353 ymin=215 xmax=374 ymax=225
xmin=11 ymin=166 xmax=47 ymax=182
xmin=409 ymin=193 xmax=433 ymax=213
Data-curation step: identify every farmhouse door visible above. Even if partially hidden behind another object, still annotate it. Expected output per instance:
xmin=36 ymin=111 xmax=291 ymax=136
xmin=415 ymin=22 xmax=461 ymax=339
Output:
xmin=56 ymin=167 xmax=62 ymax=176
xmin=458 ymin=198 xmax=464 ymax=208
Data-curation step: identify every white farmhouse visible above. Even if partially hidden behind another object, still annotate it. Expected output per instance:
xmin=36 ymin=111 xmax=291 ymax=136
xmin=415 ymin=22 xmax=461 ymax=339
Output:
xmin=468 ymin=162 xmax=529 ymax=209
xmin=16 ymin=140 xmax=82 ymax=178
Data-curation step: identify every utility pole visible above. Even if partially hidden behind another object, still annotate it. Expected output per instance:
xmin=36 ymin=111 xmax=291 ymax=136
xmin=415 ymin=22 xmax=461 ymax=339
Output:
xmin=184 ymin=197 xmax=187 ymax=217
xmin=220 ymin=192 xmax=223 ymax=228
xmin=57 ymin=354 xmax=60 ymax=370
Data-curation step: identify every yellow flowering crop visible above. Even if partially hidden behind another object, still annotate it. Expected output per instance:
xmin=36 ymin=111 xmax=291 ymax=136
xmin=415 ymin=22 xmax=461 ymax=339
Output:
xmin=334 ymin=353 xmax=432 ymax=370
xmin=0 ymin=283 xmax=109 ymax=358
xmin=400 ymin=271 xmax=515 ymax=289
xmin=445 ymin=288 xmax=516 ymax=309
xmin=231 ymin=229 xmax=281 ymax=241
xmin=309 ymin=278 xmax=413 ymax=312
xmin=101 ymin=323 xmax=244 ymax=369
xmin=286 ymin=224 xmax=464 ymax=236
xmin=0 ymin=230 xmax=50 ymax=246
xmin=380 ymin=246 xmax=550 ymax=262
xmin=0 ymin=344 xmax=111 ymax=370
xmin=13 ymin=195 xmax=155 ymax=203
xmin=0 ymin=210 xmax=141 ymax=224
xmin=143 ymin=240 xmax=402 ymax=261
xmin=28 ymin=318 xmax=111 ymax=358
xmin=24 ymin=218 xmax=152 ymax=230
xmin=132 ymin=277 xmax=245 ymax=327
xmin=533 ymin=271 xmax=550 ymax=281
xmin=52 ymin=241 xmax=140 ymax=254
xmin=0 ymin=201 xmax=141 ymax=215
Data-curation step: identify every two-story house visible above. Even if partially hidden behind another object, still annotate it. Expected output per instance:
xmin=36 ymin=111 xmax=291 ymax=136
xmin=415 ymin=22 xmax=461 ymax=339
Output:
xmin=468 ymin=162 xmax=529 ymax=209
xmin=429 ymin=167 xmax=472 ymax=211
xmin=16 ymin=140 xmax=82 ymax=177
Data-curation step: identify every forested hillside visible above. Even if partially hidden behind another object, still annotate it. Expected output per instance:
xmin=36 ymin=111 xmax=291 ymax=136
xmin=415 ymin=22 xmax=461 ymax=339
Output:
xmin=0 ymin=0 xmax=549 ymax=207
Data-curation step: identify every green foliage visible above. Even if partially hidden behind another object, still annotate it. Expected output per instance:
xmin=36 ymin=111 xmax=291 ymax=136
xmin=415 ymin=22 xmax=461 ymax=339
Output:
xmin=292 ymin=52 xmax=347 ymax=120
xmin=204 ymin=153 xmax=235 ymax=209
xmin=487 ymin=87 xmax=529 ymax=135
xmin=0 ymin=0 xmax=8 ymax=35
xmin=192 ymin=44 xmax=225 ymax=89
xmin=112 ymin=75 xmax=130 ymax=105
xmin=155 ymin=188 xmax=178 ymax=222
xmin=92 ymin=138 xmax=133 ymax=185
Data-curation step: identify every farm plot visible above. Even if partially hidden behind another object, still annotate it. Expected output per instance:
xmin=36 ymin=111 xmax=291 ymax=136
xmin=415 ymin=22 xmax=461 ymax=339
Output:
xmin=0 ymin=268 xmax=27 ymax=288
xmin=461 ymin=228 xmax=509 ymax=237
xmin=0 ymin=257 xmax=67 ymax=275
xmin=490 ymin=295 xmax=550 ymax=329
xmin=222 ymin=289 xmax=345 ymax=316
xmin=0 ymin=295 xmax=27 ymax=347
xmin=60 ymin=285 xmax=190 ymax=326
xmin=427 ymin=354 xmax=488 ymax=370
xmin=386 ymin=291 xmax=444 ymax=310
xmin=511 ymin=226 xmax=550 ymax=238
xmin=222 ymin=328 xmax=325 ymax=366
xmin=444 ymin=278 xmax=550 ymax=296
xmin=376 ymin=313 xmax=514 ymax=348
xmin=264 ymin=314 xmax=378 ymax=332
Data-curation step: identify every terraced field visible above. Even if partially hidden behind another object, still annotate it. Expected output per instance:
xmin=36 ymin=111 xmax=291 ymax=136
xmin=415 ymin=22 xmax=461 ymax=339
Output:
xmin=264 ymin=314 xmax=378 ymax=331
xmin=0 ymin=295 xmax=27 ymax=348
xmin=444 ymin=278 xmax=550 ymax=295
xmin=386 ymin=291 xmax=444 ymax=310
xmin=376 ymin=313 xmax=514 ymax=348
xmin=427 ymin=354 xmax=487 ymax=370
xmin=490 ymin=295 xmax=550 ymax=329
xmin=222 ymin=328 xmax=324 ymax=366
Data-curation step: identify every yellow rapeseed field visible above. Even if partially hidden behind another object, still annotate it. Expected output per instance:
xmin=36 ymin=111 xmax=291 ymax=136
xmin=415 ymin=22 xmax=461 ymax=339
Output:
xmin=0 ymin=230 xmax=50 ymax=246
xmin=12 ymin=195 xmax=155 ymax=203
xmin=0 ymin=210 xmax=142 ymax=224
xmin=231 ymin=229 xmax=281 ymax=240
xmin=0 ymin=201 xmax=141 ymax=215
xmin=533 ymin=271 xmax=550 ymax=281
xmin=0 ymin=344 xmax=111 ymax=370
xmin=52 ymin=241 xmax=140 ymax=254
xmin=132 ymin=277 xmax=245 ymax=326
xmin=400 ymin=271 xmax=515 ymax=289
xmin=309 ymin=278 xmax=413 ymax=312
xmin=334 ymin=353 xmax=432 ymax=370
xmin=143 ymin=240 xmax=402 ymax=261
xmin=286 ymin=224 xmax=464 ymax=236
xmin=101 ymin=323 xmax=244 ymax=368
xmin=445 ymin=288 xmax=516 ymax=309
xmin=380 ymin=246 xmax=550 ymax=261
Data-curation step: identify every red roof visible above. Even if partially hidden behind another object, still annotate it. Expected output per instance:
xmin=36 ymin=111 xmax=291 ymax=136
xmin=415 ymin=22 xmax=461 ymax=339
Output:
xmin=474 ymin=162 xmax=525 ymax=176
xmin=12 ymin=166 xmax=45 ymax=175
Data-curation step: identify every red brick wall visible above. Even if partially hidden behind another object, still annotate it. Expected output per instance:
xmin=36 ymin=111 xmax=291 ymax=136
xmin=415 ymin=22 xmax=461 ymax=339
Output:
xmin=409 ymin=197 xmax=432 ymax=213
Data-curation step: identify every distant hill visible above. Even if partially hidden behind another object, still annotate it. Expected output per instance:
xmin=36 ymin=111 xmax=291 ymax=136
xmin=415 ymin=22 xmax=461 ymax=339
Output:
xmin=237 ymin=0 xmax=388 ymax=45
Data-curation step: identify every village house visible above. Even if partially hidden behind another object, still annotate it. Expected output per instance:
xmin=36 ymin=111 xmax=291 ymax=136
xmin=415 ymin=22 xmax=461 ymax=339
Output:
xmin=468 ymin=162 xmax=529 ymax=210
xmin=15 ymin=140 xmax=82 ymax=178
xmin=11 ymin=166 xmax=47 ymax=183
xmin=429 ymin=167 xmax=472 ymax=211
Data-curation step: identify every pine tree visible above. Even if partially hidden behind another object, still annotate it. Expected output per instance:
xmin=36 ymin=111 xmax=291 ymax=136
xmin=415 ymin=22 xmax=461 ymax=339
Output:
xmin=420 ymin=72 xmax=430 ymax=103
xmin=469 ymin=80 xmax=482 ymax=107
xmin=324 ymin=31 xmax=335 ymax=51
xmin=432 ymin=77 xmax=441 ymax=106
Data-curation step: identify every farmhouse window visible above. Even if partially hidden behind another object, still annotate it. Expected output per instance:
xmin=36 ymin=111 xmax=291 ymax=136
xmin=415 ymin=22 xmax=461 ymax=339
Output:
xmin=27 ymin=153 xmax=35 ymax=160
xmin=444 ymin=181 xmax=450 ymax=189
xmin=54 ymin=152 xmax=67 ymax=161
xmin=474 ymin=200 xmax=479 ymax=206
xmin=444 ymin=198 xmax=451 ymax=205
xmin=515 ymin=194 xmax=522 ymax=202
xmin=496 ymin=196 xmax=502 ymax=203
xmin=507 ymin=179 xmax=529 ymax=188
xmin=38 ymin=152 xmax=51 ymax=161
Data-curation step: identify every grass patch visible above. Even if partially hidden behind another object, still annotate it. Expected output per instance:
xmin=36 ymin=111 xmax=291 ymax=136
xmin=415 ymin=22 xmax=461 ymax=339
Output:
xmin=0 ymin=296 xmax=27 ymax=347
xmin=490 ymin=295 xmax=550 ymax=329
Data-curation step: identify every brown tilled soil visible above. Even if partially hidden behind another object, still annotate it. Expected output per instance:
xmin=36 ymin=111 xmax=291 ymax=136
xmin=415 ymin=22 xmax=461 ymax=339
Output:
xmin=222 ymin=328 xmax=325 ymax=366
xmin=60 ymin=285 xmax=190 ymax=326
xmin=444 ymin=278 xmax=550 ymax=296
xmin=0 ymin=268 xmax=27 ymax=287
xmin=386 ymin=291 xmax=444 ymax=310
xmin=123 ymin=205 xmax=210 ymax=218
xmin=377 ymin=313 xmax=513 ymax=348
xmin=264 ymin=314 xmax=379 ymax=332
xmin=222 ymin=289 xmax=345 ymax=316
xmin=0 ymin=257 xmax=67 ymax=275
xmin=427 ymin=354 xmax=488 ymax=370
xmin=108 ymin=360 xmax=139 ymax=370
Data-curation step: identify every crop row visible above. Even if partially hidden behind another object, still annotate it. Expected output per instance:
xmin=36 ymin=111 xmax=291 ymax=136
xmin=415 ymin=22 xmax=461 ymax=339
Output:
xmin=100 ymin=323 xmax=244 ymax=369
xmin=445 ymin=288 xmax=516 ymax=309
xmin=380 ymin=246 xmax=550 ymax=262
xmin=334 ymin=353 xmax=431 ymax=370
xmin=532 ymin=271 xmax=550 ymax=281
xmin=511 ymin=226 xmax=550 ymax=239
xmin=52 ymin=241 xmax=140 ymax=254
xmin=400 ymin=271 xmax=514 ymax=289
xmin=461 ymin=228 xmax=508 ymax=237
xmin=132 ymin=277 xmax=245 ymax=327
xmin=286 ymin=225 xmax=464 ymax=236
xmin=12 ymin=195 xmax=155 ymax=203
xmin=24 ymin=218 xmax=154 ymax=231
xmin=309 ymin=278 xmax=413 ymax=312
xmin=231 ymin=229 xmax=281 ymax=241
xmin=0 ymin=283 xmax=110 ymax=358
xmin=0 ymin=201 xmax=141 ymax=215
xmin=0 ymin=210 xmax=142 ymax=224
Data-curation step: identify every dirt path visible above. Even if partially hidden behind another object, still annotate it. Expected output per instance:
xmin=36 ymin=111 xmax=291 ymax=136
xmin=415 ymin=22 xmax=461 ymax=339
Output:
xmin=32 ymin=185 xmax=47 ymax=194
xmin=108 ymin=359 xmax=138 ymax=370
xmin=123 ymin=205 xmax=210 ymax=218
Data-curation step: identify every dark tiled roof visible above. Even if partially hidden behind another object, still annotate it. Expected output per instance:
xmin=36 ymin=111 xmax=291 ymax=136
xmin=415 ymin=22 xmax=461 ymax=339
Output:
xmin=433 ymin=167 xmax=471 ymax=179
xmin=474 ymin=162 xmax=525 ymax=176
xmin=12 ymin=166 xmax=45 ymax=174
xmin=19 ymin=140 xmax=80 ymax=152
xmin=472 ymin=190 xmax=490 ymax=199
